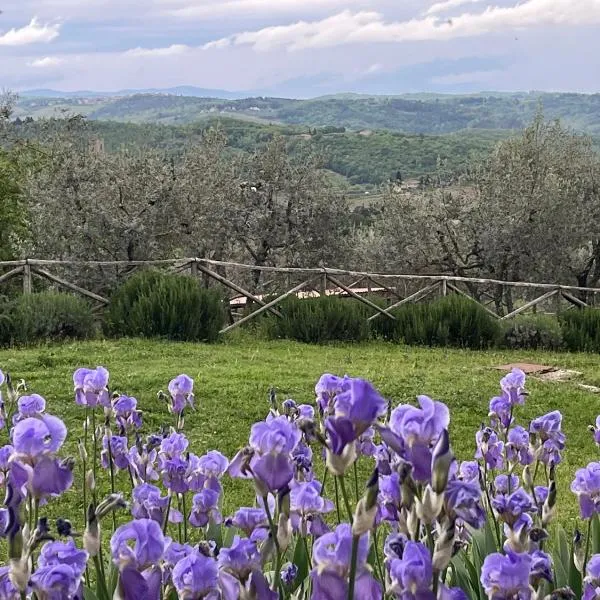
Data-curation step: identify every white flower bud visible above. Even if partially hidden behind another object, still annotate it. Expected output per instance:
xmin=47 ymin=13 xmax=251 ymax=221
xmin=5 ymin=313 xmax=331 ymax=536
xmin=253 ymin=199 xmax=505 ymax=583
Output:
xmin=416 ymin=485 xmax=444 ymax=524
xmin=432 ymin=524 xmax=455 ymax=571
xmin=9 ymin=558 xmax=30 ymax=592
xmin=352 ymin=497 xmax=377 ymax=536
xmin=78 ymin=440 xmax=88 ymax=463
xmin=86 ymin=469 xmax=96 ymax=492
xmin=326 ymin=443 xmax=357 ymax=476
xmin=83 ymin=522 xmax=101 ymax=557
xmin=523 ymin=464 xmax=534 ymax=490
xmin=276 ymin=514 xmax=292 ymax=551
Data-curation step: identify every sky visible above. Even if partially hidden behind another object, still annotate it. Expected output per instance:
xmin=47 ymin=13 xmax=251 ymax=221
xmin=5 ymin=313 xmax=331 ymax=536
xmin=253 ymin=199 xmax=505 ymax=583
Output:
xmin=1 ymin=0 xmax=599 ymax=96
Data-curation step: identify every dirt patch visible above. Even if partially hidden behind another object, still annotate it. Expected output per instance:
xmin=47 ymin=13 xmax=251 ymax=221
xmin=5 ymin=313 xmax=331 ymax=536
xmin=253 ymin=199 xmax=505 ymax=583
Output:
xmin=495 ymin=363 xmax=557 ymax=374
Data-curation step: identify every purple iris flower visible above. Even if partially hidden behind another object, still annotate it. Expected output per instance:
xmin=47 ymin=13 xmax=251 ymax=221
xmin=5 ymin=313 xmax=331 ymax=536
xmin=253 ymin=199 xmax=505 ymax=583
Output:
xmin=530 ymin=411 xmax=565 ymax=464
xmin=489 ymin=395 xmax=513 ymax=430
xmin=358 ymin=427 xmax=378 ymax=457
xmin=189 ymin=450 xmax=229 ymax=492
xmin=168 ymin=374 xmax=194 ymax=414
xmin=505 ymin=426 xmax=533 ymax=466
xmin=229 ymin=507 xmax=268 ymax=538
xmin=281 ymin=563 xmax=298 ymax=586
xmin=292 ymin=443 xmax=313 ymax=480
xmin=128 ymin=445 xmax=159 ymax=484
xmin=584 ymin=555 xmax=600 ymax=600
xmin=0 ymin=566 xmax=19 ymax=599
xmin=571 ymin=462 xmax=600 ymax=519
xmin=189 ymin=489 xmax=222 ymax=528
xmin=172 ymin=550 xmax=219 ymax=599
xmin=240 ymin=414 xmax=301 ymax=494
xmin=534 ymin=486 xmax=549 ymax=505
xmin=315 ymin=373 xmax=351 ymax=414
xmin=101 ymin=435 xmax=130 ymax=470
xmin=160 ymin=454 xmax=191 ymax=493
xmin=311 ymin=524 xmax=380 ymax=600
xmin=297 ymin=404 xmax=315 ymax=420
xmin=492 ymin=488 xmax=536 ymax=527
xmin=333 ymin=378 xmax=387 ymax=437
xmin=378 ymin=472 xmax=401 ymax=524
xmin=458 ymin=461 xmax=480 ymax=485
xmin=475 ymin=427 xmax=504 ymax=470
xmin=132 ymin=483 xmax=182 ymax=524
xmin=495 ymin=474 xmax=520 ymax=495
xmin=73 ymin=366 xmax=109 ymax=408
xmin=444 ymin=479 xmax=486 ymax=529
xmin=113 ymin=395 xmax=142 ymax=431
xmin=481 ymin=551 xmax=532 ymax=599
xmin=439 ymin=585 xmax=469 ymax=600
xmin=530 ymin=550 xmax=553 ymax=586
xmin=12 ymin=414 xmax=67 ymax=458
xmin=312 ymin=523 xmax=370 ymax=574
xmin=592 ymin=416 xmax=600 ymax=447
xmin=387 ymin=395 xmax=449 ymax=481
xmin=218 ymin=535 xmax=261 ymax=581
xmin=111 ymin=518 xmax=165 ymax=570
xmin=310 ymin=570 xmax=382 ymax=600
xmin=13 ymin=394 xmax=46 ymax=423
xmin=500 ymin=368 xmax=527 ymax=405
xmin=160 ymin=431 xmax=189 ymax=457
xmin=30 ymin=564 xmax=82 ymax=600
xmin=290 ymin=480 xmax=333 ymax=536
xmin=11 ymin=415 xmax=73 ymax=499
xmin=387 ymin=541 xmax=434 ymax=599
xmin=38 ymin=539 xmax=88 ymax=575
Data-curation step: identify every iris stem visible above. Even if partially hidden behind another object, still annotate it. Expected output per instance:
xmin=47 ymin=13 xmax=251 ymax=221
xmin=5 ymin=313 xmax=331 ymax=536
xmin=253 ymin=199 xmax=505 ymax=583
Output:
xmin=347 ymin=534 xmax=359 ymax=600
xmin=584 ymin=517 xmax=592 ymax=574
xmin=321 ymin=468 xmax=329 ymax=498
xmin=182 ymin=493 xmax=188 ymax=542
xmin=106 ymin=433 xmax=117 ymax=532
xmin=373 ymin=526 xmax=386 ymax=592
xmin=334 ymin=476 xmax=341 ymax=524
xmin=262 ymin=495 xmax=282 ymax=592
xmin=337 ymin=475 xmax=354 ymax=524
xmin=163 ymin=492 xmax=172 ymax=535
xmin=353 ymin=461 xmax=360 ymax=503
xmin=93 ymin=555 xmax=110 ymax=600
xmin=91 ymin=410 xmax=98 ymax=503
xmin=483 ymin=461 xmax=502 ymax=549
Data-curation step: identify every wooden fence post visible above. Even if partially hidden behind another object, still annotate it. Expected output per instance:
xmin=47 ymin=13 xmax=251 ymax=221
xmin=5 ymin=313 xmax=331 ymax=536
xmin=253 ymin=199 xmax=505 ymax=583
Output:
xmin=23 ymin=260 xmax=32 ymax=294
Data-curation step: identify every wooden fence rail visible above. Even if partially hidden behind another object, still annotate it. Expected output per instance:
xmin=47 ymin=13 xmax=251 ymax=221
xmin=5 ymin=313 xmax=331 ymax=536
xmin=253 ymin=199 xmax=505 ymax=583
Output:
xmin=1 ymin=258 xmax=599 ymax=334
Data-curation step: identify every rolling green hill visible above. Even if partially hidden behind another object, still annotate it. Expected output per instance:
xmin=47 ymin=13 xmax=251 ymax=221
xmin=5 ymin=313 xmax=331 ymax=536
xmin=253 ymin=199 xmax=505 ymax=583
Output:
xmin=15 ymin=91 xmax=600 ymax=134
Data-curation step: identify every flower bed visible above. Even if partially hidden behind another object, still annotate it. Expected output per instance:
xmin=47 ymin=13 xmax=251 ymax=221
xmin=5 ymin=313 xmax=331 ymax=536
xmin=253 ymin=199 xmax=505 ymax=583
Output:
xmin=0 ymin=363 xmax=597 ymax=599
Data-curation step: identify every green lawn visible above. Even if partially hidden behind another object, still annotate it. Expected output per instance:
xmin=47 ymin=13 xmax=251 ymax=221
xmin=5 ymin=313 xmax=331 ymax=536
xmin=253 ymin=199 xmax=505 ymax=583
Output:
xmin=0 ymin=337 xmax=598 ymax=532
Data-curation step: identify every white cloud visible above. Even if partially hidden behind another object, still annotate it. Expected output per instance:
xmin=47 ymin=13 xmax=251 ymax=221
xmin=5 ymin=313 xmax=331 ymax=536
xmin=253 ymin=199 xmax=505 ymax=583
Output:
xmin=204 ymin=0 xmax=600 ymax=52
xmin=125 ymin=44 xmax=190 ymax=57
xmin=0 ymin=17 xmax=60 ymax=46
xmin=425 ymin=0 xmax=482 ymax=16
xmin=29 ymin=56 xmax=63 ymax=68
xmin=164 ymin=0 xmax=359 ymax=19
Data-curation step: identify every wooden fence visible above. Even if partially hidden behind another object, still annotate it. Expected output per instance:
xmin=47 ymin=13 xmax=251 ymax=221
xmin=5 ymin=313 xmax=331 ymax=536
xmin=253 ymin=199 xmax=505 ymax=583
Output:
xmin=0 ymin=258 xmax=597 ymax=335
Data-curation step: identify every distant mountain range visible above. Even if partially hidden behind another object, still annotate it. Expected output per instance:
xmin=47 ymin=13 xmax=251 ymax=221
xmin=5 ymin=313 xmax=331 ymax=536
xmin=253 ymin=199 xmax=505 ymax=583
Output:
xmin=14 ymin=90 xmax=600 ymax=136
xmin=19 ymin=86 xmax=246 ymax=100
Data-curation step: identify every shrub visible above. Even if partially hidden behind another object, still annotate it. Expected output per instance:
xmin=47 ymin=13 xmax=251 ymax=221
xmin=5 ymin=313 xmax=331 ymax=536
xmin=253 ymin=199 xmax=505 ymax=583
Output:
xmin=371 ymin=294 xmax=499 ymax=349
xmin=106 ymin=270 xmax=225 ymax=342
xmin=500 ymin=314 xmax=563 ymax=350
xmin=265 ymin=295 xmax=370 ymax=343
xmin=3 ymin=291 xmax=96 ymax=345
xmin=560 ymin=308 xmax=600 ymax=352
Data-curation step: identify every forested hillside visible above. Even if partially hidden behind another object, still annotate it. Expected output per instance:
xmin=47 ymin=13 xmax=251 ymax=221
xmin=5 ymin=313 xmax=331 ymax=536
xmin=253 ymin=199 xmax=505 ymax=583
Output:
xmin=15 ymin=91 xmax=600 ymax=134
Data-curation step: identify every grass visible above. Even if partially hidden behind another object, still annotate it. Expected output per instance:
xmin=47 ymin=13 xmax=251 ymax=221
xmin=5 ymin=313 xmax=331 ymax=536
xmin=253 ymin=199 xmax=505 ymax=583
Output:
xmin=0 ymin=336 xmax=598 ymax=534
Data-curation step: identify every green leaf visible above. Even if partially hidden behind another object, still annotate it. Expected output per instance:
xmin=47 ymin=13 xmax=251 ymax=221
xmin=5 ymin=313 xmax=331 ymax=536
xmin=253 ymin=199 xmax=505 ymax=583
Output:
xmin=82 ymin=588 xmax=100 ymax=600
xmin=206 ymin=517 xmax=223 ymax=552
xmin=552 ymin=525 xmax=571 ymax=589
xmin=592 ymin=514 xmax=600 ymax=555
xmin=108 ymin=564 xmax=119 ymax=597
xmin=290 ymin=536 xmax=310 ymax=593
